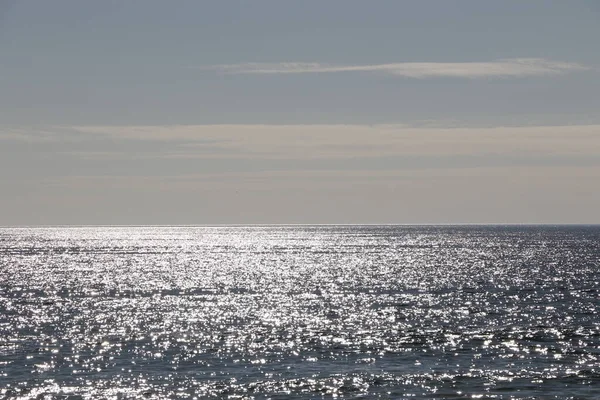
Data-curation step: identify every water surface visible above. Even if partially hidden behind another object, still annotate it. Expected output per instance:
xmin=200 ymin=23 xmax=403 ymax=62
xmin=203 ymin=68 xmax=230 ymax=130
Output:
xmin=1 ymin=226 xmax=599 ymax=398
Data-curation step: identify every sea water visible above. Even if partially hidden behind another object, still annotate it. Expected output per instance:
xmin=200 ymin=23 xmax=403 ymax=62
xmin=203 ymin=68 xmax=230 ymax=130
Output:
xmin=0 ymin=226 xmax=599 ymax=399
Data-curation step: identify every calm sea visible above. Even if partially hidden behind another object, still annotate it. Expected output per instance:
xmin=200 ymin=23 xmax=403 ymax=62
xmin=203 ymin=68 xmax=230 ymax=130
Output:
xmin=1 ymin=226 xmax=599 ymax=399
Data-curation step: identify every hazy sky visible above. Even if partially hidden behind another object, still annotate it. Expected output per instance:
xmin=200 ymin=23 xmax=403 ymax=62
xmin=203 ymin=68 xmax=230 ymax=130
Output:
xmin=1 ymin=0 xmax=599 ymax=225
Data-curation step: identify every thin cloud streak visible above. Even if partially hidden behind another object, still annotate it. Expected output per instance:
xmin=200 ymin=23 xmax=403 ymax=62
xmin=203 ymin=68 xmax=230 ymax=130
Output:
xmin=6 ymin=124 xmax=599 ymax=163
xmin=59 ymin=124 xmax=600 ymax=160
xmin=208 ymin=58 xmax=589 ymax=78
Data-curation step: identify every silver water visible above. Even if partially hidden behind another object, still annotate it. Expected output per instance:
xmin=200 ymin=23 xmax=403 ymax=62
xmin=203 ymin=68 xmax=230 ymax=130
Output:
xmin=1 ymin=226 xmax=599 ymax=398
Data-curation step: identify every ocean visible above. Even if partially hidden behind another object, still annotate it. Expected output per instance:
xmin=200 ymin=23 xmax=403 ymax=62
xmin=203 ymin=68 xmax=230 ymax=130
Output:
xmin=0 ymin=225 xmax=599 ymax=399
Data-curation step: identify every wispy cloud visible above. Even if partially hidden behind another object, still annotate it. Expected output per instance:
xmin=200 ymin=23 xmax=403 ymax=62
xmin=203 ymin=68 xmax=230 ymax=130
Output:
xmin=207 ymin=58 xmax=589 ymax=78
xmin=65 ymin=124 xmax=600 ymax=160
xmin=6 ymin=124 xmax=600 ymax=163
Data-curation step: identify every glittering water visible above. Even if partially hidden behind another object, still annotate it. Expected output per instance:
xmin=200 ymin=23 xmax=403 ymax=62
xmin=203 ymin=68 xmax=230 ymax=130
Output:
xmin=1 ymin=226 xmax=599 ymax=399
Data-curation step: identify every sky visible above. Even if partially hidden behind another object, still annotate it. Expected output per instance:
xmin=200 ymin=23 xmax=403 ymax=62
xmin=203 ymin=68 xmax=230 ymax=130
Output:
xmin=1 ymin=0 xmax=599 ymax=225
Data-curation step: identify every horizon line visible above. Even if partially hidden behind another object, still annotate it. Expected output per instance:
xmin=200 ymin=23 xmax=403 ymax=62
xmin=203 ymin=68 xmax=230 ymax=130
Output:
xmin=2 ymin=223 xmax=600 ymax=228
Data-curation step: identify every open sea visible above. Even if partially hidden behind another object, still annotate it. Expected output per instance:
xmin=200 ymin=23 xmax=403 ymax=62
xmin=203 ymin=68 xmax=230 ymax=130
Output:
xmin=0 ymin=225 xmax=599 ymax=399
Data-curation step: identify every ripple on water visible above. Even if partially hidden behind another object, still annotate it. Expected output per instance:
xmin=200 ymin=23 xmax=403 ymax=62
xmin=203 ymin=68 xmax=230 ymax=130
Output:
xmin=0 ymin=225 xmax=599 ymax=398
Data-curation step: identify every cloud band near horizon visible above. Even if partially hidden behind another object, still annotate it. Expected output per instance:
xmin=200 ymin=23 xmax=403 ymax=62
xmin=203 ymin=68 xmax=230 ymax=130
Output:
xmin=4 ymin=124 xmax=598 ymax=163
xmin=206 ymin=58 xmax=589 ymax=79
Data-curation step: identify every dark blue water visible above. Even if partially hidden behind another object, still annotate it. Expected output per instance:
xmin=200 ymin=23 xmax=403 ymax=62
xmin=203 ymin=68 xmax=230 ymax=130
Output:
xmin=1 ymin=226 xmax=599 ymax=399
